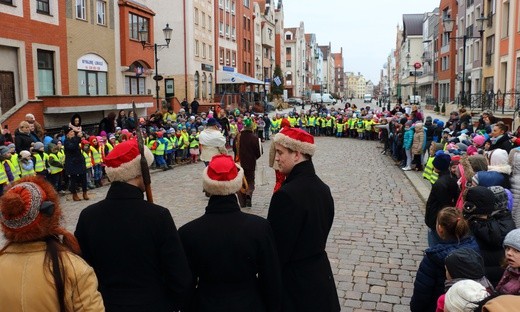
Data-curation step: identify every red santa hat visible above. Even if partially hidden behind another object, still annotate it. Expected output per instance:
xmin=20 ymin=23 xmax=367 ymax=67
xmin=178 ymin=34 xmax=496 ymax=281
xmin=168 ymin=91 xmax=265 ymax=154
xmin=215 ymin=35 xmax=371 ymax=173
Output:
xmin=104 ymin=139 xmax=154 ymax=182
xmin=274 ymin=127 xmax=316 ymax=156
xmin=203 ymin=154 xmax=244 ymax=196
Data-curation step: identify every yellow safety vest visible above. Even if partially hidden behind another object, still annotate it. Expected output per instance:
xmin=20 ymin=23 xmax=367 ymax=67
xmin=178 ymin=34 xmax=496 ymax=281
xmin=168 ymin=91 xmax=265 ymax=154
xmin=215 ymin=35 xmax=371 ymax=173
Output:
xmin=0 ymin=163 xmax=8 ymax=184
xmin=57 ymin=150 xmax=65 ymax=163
xmin=33 ymin=153 xmax=47 ymax=173
xmin=90 ymin=146 xmax=102 ymax=165
xmin=155 ymin=139 xmax=166 ymax=155
xmin=82 ymin=151 xmax=92 ymax=169
xmin=4 ymin=159 xmax=20 ymax=182
xmin=10 ymin=154 xmax=21 ymax=180
xmin=189 ymin=134 xmax=200 ymax=148
xmin=106 ymin=142 xmax=114 ymax=153
xmin=20 ymin=160 xmax=35 ymax=177
xmin=48 ymin=153 xmax=63 ymax=175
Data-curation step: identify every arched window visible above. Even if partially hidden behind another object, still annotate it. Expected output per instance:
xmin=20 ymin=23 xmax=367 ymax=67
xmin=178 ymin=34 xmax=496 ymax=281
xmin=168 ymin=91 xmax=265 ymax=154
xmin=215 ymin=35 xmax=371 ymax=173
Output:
xmin=194 ymin=71 xmax=200 ymax=98
xmin=208 ymin=74 xmax=213 ymax=100
xmin=202 ymin=73 xmax=207 ymax=99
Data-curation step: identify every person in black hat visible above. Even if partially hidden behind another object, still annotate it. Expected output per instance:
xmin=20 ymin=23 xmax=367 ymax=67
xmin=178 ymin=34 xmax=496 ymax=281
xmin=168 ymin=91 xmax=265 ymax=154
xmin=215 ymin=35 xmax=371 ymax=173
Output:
xmin=445 ymin=248 xmax=494 ymax=292
xmin=463 ymin=186 xmax=516 ymax=286
xmin=425 ymin=153 xmax=459 ymax=246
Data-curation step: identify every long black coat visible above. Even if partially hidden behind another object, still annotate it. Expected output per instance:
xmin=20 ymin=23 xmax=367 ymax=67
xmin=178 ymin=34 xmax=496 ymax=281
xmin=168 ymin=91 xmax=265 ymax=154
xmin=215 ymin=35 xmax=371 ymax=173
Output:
xmin=425 ymin=171 xmax=459 ymax=230
xmin=178 ymin=195 xmax=282 ymax=312
xmin=75 ymin=182 xmax=193 ymax=312
xmin=64 ymin=135 xmax=86 ymax=175
xmin=267 ymin=160 xmax=340 ymax=312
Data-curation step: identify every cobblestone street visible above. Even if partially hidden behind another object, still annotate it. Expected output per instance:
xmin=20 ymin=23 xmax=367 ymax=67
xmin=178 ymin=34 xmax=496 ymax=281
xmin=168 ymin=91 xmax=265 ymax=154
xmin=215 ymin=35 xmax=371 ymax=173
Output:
xmin=2 ymin=135 xmax=428 ymax=311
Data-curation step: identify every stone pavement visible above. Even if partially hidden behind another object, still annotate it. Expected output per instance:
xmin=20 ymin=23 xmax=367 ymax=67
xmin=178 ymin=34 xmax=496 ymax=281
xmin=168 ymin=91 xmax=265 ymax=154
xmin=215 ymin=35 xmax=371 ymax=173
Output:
xmin=0 ymin=104 xmax=447 ymax=311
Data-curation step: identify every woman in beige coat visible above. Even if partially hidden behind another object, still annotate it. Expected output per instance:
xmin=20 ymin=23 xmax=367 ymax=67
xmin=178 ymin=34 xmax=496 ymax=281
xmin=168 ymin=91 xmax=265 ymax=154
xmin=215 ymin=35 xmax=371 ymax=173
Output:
xmin=0 ymin=177 xmax=104 ymax=312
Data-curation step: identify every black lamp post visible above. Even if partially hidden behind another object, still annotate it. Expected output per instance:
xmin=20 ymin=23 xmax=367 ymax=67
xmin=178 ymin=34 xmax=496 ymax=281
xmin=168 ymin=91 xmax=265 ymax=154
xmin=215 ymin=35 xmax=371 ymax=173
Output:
xmin=443 ymin=15 xmax=487 ymax=108
xmin=139 ymin=23 xmax=173 ymax=110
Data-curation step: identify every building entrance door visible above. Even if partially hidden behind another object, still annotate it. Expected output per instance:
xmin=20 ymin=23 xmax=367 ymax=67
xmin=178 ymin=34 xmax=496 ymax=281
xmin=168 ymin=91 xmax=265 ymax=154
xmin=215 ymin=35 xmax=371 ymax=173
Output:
xmin=0 ymin=71 xmax=15 ymax=114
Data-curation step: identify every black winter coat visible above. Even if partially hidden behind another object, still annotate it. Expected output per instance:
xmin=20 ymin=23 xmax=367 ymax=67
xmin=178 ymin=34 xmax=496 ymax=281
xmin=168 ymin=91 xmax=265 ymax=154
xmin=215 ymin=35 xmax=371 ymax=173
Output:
xmin=14 ymin=129 xmax=35 ymax=154
xmin=75 ymin=182 xmax=193 ymax=312
xmin=410 ymin=236 xmax=480 ymax=312
xmin=489 ymin=134 xmax=513 ymax=153
xmin=467 ymin=209 xmax=517 ymax=286
xmin=178 ymin=195 xmax=282 ymax=312
xmin=267 ymin=160 xmax=340 ymax=312
xmin=425 ymin=171 xmax=459 ymax=230
xmin=64 ymin=135 xmax=86 ymax=175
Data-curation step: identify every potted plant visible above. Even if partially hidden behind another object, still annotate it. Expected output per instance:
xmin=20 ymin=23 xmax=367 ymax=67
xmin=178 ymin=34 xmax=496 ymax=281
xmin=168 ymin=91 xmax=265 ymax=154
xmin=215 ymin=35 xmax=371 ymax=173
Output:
xmin=441 ymin=103 xmax=446 ymax=114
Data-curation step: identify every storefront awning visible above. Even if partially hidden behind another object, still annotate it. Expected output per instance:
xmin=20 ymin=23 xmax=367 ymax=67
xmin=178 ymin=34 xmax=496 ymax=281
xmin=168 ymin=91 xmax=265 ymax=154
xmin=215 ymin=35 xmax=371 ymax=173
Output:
xmin=216 ymin=70 xmax=266 ymax=85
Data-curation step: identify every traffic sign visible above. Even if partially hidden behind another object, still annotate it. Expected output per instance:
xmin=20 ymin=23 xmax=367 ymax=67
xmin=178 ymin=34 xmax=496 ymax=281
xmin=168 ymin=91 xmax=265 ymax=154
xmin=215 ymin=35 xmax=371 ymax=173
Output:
xmin=414 ymin=62 xmax=422 ymax=69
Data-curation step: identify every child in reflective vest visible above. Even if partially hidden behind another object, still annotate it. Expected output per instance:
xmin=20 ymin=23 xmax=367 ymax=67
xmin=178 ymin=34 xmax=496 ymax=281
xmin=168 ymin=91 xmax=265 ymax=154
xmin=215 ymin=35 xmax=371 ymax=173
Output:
xmin=46 ymin=142 xmax=64 ymax=192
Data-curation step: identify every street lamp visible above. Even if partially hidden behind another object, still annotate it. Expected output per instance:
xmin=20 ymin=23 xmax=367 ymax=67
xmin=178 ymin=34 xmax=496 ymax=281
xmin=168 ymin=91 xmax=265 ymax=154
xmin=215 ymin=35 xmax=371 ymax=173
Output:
xmin=139 ymin=23 xmax=173 ymax=110
xmin=443 ymin=15 xmax=487 ymax=107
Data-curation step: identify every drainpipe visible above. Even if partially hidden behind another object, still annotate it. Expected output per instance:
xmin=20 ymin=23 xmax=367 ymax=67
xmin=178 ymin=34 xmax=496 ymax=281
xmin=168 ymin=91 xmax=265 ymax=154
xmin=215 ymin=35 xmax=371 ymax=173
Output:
xmin=183 ymin=0 xmax=188 ymax=100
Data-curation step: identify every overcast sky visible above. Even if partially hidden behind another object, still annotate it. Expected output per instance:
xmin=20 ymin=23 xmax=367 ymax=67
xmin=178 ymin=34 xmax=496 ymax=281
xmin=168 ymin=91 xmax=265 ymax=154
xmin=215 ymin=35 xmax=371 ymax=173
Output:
xmin=282 ymin=0 xmax=440 ymax=84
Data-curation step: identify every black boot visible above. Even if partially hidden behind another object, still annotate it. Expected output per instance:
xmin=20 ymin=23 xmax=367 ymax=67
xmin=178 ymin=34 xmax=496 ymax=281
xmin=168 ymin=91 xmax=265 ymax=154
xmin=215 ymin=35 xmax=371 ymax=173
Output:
xmin=245 ymin=195 xmax=252 ymax=207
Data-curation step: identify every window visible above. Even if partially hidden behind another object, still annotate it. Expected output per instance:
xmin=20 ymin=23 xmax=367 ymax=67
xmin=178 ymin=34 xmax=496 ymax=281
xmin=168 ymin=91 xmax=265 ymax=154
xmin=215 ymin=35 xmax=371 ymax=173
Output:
xmin=208 ymin=45 xmax=212 ymax=60
xmin=501 ymin=1 xmax=509 ymax=38
xmin=219 ymin=0 xmax=223 ymax=8
xmin=286 ymin=60 xmax=291 ymax=67
xmin=208 ymin=74 xmax=213 ymax=99
xmin=243 ymin=0 xmax=249 ymax=7
xmin=208 ymin=16 xmax=212 ymax=31
xmin=0 ymin=0 xmax=13 ymax=4
xmin=219 ymin=48 xmax=224 ymax=63
xmin=225 ymin=0 xmax=229 ymax=11
xmin=202 ymin=73 xmax=207 ymax=99
xmin=226 ymin=50 xmax=230 ymax=65
xmin=78 ymin=71 xmax=107 ymax=95
xmin=76 ymin=0 xmax=86 ymax=19
xmin=194 ymin=8 xmax=199 ymax=25
xmin=285 ymin=33 xmax=292 ymax=40
xmin=485 ymin=35 xmax=494 ymax=66
xmin=231 ymin=1 xmax=235 ymax=14
xmin=125 ymin=77 xmax=145 ymax=94
xmin=232 ymin=51 xmax=236 ymax=66
xmin=194 ymin=71 xmax=200 ymax=98
xmin=37 ymin=50 xmax=55 ymax=96
xmin=226 ymin=24 xmax=230 ymax=37
xmin=286 ymin=47 xmax=291 ymax=55
xmin=195 ymin=40 xmax=199 ymax=56
xmin=231 ymin=26 xmax=236 ymax=39
xmin=516 ymin=58 xmax=520 ymax=92
xmin=202 ymin=43 xmax=206 ymax=59
xmin=202 ymin=12 xmax=205 ymax=28
xmin=97 ymin=0 xmax=106 ymax=25
xmin=219 ymin=22 xmax=224 ymax=35
xmin=37 ymin=0 xmax=50 ymax=14
xmin=129 ymin=13 xmax=148 ymax=41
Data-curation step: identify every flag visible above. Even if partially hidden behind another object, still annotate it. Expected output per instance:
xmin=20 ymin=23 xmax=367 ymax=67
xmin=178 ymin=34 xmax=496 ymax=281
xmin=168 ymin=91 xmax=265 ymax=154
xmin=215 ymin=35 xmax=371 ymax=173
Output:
xmin=273 ymin=76 xmax=281 ymax=86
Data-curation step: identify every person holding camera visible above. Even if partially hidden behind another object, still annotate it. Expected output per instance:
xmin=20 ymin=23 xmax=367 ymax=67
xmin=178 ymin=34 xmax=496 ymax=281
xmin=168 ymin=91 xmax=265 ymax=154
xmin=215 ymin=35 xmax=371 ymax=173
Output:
xmin=64 ymin=127 xmax=88 ymax=201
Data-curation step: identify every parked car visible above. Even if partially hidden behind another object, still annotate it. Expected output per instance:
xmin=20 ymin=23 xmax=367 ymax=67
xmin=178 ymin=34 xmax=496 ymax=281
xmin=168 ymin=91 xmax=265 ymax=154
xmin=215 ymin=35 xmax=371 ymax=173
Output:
xmin=287 ymin=98 xmax=303 ymax=106
xmin=310 ymin=93 xmax=336 ymax=105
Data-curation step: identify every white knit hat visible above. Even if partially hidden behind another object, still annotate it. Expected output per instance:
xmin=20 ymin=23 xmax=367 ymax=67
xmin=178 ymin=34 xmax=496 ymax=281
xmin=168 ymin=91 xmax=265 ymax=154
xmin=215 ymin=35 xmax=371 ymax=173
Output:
xmin=444 ymin=279 xmax=489 ymax=312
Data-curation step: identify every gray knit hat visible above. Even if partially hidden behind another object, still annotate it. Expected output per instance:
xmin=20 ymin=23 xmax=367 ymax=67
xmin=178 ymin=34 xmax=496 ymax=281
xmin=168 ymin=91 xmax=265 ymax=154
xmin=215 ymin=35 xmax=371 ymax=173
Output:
xmin=503 ymin=229 xmax=520 ymax=251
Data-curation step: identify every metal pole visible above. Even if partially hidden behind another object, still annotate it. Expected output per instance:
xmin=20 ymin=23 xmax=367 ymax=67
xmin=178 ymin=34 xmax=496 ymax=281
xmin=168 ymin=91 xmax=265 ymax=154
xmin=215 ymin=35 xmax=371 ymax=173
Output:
xmin=461 ymin=36 xmax=467 ymax=107
xmin=413 ymin=68 xmax=417 ymax=98
xmin=155 ymin=43 xmax=160 ymax=110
